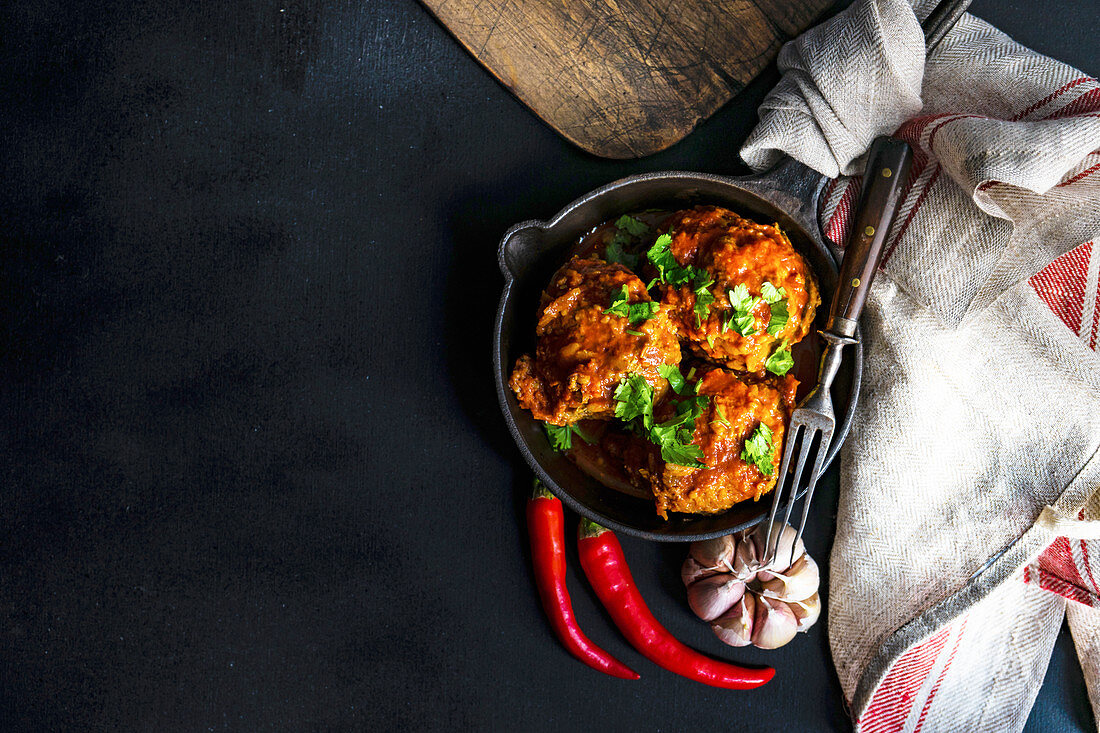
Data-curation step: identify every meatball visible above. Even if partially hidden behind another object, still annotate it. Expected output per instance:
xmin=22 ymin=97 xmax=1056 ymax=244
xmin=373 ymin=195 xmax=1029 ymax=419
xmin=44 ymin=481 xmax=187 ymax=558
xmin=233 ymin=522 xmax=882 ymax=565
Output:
xmin=658 ymin=206 xmax=820 ymax=373
xmin=509 ymin=258 xmax=681 ymax=426
xmin=651 ymin=368 xmax=797 ymax=519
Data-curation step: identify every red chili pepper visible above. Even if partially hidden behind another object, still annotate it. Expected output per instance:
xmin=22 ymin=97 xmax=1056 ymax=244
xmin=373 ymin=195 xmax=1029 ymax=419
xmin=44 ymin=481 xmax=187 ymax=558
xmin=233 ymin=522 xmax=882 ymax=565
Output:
xmin=577 ymin=518 xmax=774 ymax=689
xmin=527 ymin=481 xmax=639 ymax=680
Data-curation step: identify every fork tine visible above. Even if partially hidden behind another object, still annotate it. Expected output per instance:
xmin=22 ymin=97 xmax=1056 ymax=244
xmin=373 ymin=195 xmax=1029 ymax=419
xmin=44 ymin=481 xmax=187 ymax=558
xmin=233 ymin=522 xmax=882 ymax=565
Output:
xmin=760 ymin=422 xmax=804 ymax=567
xmin=777 ymin=426 xmax=818 ymax=534
xmin=790 ymin=427 xmax=834 ymax=567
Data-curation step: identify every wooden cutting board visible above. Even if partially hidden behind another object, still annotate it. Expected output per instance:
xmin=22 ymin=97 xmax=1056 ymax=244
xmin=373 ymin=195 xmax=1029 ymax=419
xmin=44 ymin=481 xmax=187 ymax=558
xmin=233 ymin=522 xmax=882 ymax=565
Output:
xmin=421 ymin=0 xmax=833 ymax=159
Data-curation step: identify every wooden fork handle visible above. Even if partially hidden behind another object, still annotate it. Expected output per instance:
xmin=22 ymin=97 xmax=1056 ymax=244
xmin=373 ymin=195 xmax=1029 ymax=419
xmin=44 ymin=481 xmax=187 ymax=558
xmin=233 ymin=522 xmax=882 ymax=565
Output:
xmin=826 ymin=136 xmax=914 ymax=338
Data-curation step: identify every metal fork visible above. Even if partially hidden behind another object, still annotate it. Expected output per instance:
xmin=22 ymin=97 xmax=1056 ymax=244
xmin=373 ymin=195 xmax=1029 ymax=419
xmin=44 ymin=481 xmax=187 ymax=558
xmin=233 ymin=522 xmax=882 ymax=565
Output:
xmin=758 ymin=136 xmax=914 ymax=569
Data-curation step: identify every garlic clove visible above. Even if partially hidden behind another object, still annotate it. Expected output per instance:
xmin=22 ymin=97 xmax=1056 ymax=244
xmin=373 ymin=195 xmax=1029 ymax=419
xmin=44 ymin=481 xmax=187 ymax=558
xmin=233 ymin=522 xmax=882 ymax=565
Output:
xmin=759 ymin=552 xmax=820 ymax=602
xmin=732 ymin=531 xmax=760 ymax=582
xmin=687 ymin=574 xmax=746 ymax=621
xmin=751 ymin=595 xmax=799 ymax=650
xmin=681 ymin=557 xmax=722 ymax=588
xmin=711 ymin=593 xmax=755 ymax=647
xmin=789 ymin=592 xmax=821 ymax=632
xmin=750 ymin=521 xmax=806 ymax=579
xmin=689 ymin=534 xmax=736 ymax=573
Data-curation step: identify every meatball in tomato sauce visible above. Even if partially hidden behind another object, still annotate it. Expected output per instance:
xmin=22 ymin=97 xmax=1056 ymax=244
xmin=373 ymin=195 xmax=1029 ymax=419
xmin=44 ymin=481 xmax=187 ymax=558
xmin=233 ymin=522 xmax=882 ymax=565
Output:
xmin=652 ymin=368 xmax=797 ymax=519
xmin=509 ymin=258 xmax=681 ymax=426
xmin=658 ymin=206 xmax=819 ymax=374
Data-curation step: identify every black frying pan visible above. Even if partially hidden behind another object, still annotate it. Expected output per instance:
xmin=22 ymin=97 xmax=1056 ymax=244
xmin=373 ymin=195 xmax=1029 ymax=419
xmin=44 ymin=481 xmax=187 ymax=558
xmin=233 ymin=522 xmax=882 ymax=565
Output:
xmin=492 ymin=158 xmax=864 ymax=541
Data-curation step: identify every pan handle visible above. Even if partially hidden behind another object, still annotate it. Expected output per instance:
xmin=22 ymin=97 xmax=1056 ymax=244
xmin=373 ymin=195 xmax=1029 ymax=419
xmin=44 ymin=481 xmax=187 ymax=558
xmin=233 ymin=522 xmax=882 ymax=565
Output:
xmin=498 ymin=220 xmax=546 ymax=282
xmin=729 ymin=157 xmax=831 ymax=252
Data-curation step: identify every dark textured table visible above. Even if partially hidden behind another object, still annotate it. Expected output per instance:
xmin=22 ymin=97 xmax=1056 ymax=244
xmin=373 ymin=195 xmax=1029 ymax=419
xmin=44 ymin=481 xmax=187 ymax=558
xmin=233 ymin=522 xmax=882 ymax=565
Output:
xmin=3 ymin=1 xmax=1097 ymax=730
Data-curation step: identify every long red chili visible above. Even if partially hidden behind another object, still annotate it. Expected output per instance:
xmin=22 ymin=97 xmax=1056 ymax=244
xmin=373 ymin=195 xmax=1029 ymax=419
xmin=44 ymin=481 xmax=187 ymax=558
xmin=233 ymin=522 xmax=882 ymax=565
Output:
xmin=577 ymin=518 xmax=774 ymax=689
xmin=527 ymin=481 xmax=639 ymax=680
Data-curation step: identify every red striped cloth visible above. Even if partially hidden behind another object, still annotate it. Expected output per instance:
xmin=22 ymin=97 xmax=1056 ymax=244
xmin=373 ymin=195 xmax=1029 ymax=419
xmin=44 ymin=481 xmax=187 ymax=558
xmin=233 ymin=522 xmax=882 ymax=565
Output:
xmin=818 ymin=89 xmax=1100 ymax=733
xmin=742 ymin=1 xmax=1100 ymax=727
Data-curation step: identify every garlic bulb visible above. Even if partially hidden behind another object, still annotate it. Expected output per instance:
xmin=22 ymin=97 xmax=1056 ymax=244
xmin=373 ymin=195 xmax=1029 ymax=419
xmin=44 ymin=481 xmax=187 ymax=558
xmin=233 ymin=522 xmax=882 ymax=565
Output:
xmin=681 ymin=557 xmax=720 ymax=587
xmin=689 ymin=534 xmax=736 ymax=573
xmin=711 ymin=593 xmax=755 ymax=647
xmin=732 ymin=532 xmax=760 ymax=580
xmin=751 ymin=595 xmax=799 ymax=649
xmin=759 ymin=553 xmax=820 ymax=601
xmin=751 ymin=521 xmax=806 ymax=579
xmin=687 ymin=574 xmax=746 ymax=622
xmin=683 ymin=522 xmax=821 ymax=650
xmin=789 ymin=593 xmax=821 ymax=632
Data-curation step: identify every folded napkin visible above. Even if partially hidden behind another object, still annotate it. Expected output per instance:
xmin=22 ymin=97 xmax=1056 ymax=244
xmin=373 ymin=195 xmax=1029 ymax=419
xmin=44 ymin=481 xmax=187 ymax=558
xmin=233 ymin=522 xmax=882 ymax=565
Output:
xmin=742 ymin=1 xmax=1100 ymax=730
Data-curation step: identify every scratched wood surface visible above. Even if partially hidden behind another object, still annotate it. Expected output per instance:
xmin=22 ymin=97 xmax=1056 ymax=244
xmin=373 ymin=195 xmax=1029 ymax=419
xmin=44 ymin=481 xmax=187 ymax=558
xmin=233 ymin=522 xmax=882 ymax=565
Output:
xmin=421 ymin=0 xmax=833 ymax=158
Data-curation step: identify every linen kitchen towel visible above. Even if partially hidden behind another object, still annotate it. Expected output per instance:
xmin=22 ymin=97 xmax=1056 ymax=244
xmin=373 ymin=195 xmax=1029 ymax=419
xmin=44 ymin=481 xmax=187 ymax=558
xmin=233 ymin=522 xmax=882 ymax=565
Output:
xmin=742 ymin=0 xmax=1100 ymax=729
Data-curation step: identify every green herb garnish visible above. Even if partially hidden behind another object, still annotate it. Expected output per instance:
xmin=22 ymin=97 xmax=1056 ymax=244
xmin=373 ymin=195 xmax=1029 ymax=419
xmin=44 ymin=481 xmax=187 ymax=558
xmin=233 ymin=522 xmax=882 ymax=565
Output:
xmin=724 ymin=284 xmax=760 ymax=336
xmin=658 ymin=364 xmax=688 ymax=395
xmin=645 ymin=229 xmax=716 ymax=325
xmin=613 ymin=372 xmax=708 ymax=468
xmin=646 ymin=232 xmax=680 ymax=283
xmin=761 ymin=281 xmax=786 ymax=304
xmin=544 ymin=422 xmax=596 ymax=451
xmin=604 ymin=285 xmax=660 ymax=324
xmin=648 ymin=394 xmax=709 ymax=468
xmin=604 ymin=215 xmax=649 ymax=269
xmin=766 ymin=299 xmax=790 ymax=335
xmin=613 ymin=374 xmax=655 ymax=430
xmin=615 ymin=214 xmax=649 ymax=237
xmin=765 ymin=343 xmax=794 ymax=376
xmin=693 ymin=274 xmax=716 ymax=327
xmin=659 ymin=441 xmax=707 ymax=468
xmin=741 ymin=422 xmax=775 ymax=476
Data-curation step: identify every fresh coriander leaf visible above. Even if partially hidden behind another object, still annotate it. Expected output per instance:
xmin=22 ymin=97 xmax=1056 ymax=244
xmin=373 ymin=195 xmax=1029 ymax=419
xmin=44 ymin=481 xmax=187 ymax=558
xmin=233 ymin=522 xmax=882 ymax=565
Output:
xmin=706 ymin=334 xmax=716 ymax=350
xmin=734 ymin=309 xmax=756 ymax=336
xmin=605 ymin=285 xmax=657 ymax=324
xmin=767 ymin=299 xmax=790 ymax=335
xmin=741 ymin=423 xmax=775 ymax=476
xmin=693 ymin=277 xmax=716 ymax=327
xmin=675 ymin=393 xmax=709 ymax=418
xmin=545 ymin=423 xmax=573 ymax=450
xmin=615 ymin=214 xmax=649 ymax=237
xmin=605 ymin=236 xmax=639 ymax=270
xmin=544 ymin=422 xmax=596 ymax=451
xmin=765 ymin=344 xmax=794 ymax=376
xmin=730 ymin=284 xmax=753 ymax=311
xmin=646 ymin=395 xmax=709 ymax=469
xmin=646 ymin=231 xmax=700 ymax=287
xmin=614 ymin=374 xmax=655 ymax=429
xmin=627 ymin=300 xmax=659 ymax=324
xmin=658 ymin=364 xmax=687 ymax=394
xmin=604 ymin=285 xmax=631 ymax=318
xmin=648 ymin=421 xmax=678 ymax=447
xmin=665 ymin=263 xmax=698 ymax=287
xmin=761 ymin=281 xmax=787 ymax=304
xmin=660 ymin=441 xmax=706 ymax=469
xmin=725 ymin=285 xmax=760 ymax=337
xmin=646 ymin=232 xmax=678 ymax=282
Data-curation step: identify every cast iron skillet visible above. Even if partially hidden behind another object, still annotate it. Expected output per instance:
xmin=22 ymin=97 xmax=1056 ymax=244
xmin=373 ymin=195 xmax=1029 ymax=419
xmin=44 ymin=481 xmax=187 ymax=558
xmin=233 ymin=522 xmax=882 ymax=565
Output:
xmin=492 ymin=158 xmax=862 ymax=542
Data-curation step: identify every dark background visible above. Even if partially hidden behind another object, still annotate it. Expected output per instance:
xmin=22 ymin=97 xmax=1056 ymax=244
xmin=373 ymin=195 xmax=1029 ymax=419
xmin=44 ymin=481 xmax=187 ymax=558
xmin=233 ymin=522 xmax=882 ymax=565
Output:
xmin=2 ymin=0 xmax=1097 ymax=730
